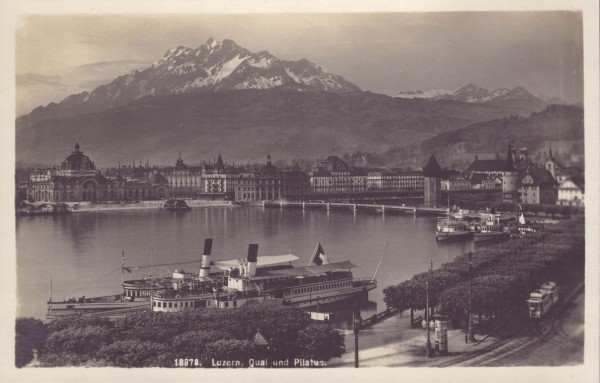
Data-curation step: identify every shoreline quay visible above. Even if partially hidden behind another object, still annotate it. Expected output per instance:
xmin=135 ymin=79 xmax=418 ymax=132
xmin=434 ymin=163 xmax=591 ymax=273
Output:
xmin=65 ymin=199 xmax=236 ymax=213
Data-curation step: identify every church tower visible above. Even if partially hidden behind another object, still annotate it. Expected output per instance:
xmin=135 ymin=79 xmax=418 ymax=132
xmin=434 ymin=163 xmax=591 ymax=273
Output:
xmin=502 ymin=137 xmax=519 ymax=203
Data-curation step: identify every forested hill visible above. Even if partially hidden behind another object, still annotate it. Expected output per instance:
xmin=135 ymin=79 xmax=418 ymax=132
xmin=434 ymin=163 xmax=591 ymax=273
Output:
xmin=385 ymin=104 xmax=584 ymax=169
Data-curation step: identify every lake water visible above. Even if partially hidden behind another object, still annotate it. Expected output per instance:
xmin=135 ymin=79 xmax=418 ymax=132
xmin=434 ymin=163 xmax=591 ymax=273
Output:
xmin=16 ymin=206 xmax=474 ymax=320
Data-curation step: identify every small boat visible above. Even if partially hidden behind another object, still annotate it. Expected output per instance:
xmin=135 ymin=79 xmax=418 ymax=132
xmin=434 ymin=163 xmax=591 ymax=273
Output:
xmin=163 ymin=199 xmax=191 ymax=211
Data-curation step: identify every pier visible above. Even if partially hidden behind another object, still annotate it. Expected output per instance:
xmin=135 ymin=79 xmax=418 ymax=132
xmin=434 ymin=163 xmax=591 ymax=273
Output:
xmin=261 ymin=200 xmax=448 ymax=216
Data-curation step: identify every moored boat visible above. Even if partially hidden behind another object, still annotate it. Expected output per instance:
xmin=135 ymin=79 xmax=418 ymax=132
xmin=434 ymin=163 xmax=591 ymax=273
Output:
xmin=436 ymin=197 xmax=473 ymax=242
xmin=16 ymin=202 xmax=71 ymax=217
xmin=47 ymin=295 xmax=148 ymax=321
xmin=151 ymin=242 xmax=377 ymax=312
xmin=163 ymin=199 xmax=191 ymax=211
xmin=472 ymin=213 xmax=509 ymax=242
xmin=46 ymin=239 xmax=376 ymax=320
xmin=435 ymin=217 xmax=473 ymax=241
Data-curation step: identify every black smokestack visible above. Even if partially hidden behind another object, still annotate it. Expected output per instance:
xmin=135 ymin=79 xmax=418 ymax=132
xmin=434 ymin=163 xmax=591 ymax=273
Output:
xmin=247 ymin=244 xmax=258 ymax=262
xmin=203 ymin=239 xmax=213 ymax=255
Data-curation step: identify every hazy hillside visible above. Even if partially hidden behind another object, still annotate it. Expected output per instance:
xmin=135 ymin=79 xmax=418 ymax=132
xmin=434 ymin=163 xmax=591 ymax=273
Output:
xmin=15 ymin=89 xmax=548 ymax=167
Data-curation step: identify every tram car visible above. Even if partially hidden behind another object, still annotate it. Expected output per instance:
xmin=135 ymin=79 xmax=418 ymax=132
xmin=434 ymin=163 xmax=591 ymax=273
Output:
xmin=527 ymin=281 xmax=559 ymax=319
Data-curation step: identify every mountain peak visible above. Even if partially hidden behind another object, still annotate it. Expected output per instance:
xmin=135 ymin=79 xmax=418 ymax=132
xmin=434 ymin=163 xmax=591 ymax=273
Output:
xmin=24 ymin=38 xmax=361 ymax=118
xmin=396 ymin=83 xmax=553 ymax=106
xmin=206 ymin=37 xmax=219 ymax=48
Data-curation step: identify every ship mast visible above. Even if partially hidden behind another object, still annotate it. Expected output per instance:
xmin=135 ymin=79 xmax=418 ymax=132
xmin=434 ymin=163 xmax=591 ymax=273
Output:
xmin=49 ymin=273 xmax=53 ymax=315
xmin=371 ymin=242 xmax=387 ymax=283
xmin=121 ymin=250 xmax=125 ymax=300
xmin=150 ymin=249 xmax=154 ymax=310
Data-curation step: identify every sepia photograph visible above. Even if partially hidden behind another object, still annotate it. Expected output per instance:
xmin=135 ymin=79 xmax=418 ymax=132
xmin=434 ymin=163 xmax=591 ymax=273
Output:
xmin=3 ymin=1 xmax=599 ymax=381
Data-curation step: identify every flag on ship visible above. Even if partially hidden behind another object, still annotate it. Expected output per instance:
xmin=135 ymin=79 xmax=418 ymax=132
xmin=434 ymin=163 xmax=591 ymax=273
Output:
xmin=309 ymin=242 xmax=330 ymax=266
xmin=121 ymin=251 xmax=132 ymax=273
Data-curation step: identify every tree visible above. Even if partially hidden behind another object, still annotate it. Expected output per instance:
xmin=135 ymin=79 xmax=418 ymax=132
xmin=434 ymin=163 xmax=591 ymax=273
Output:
xmin=296 ymin=324 xmax=345 ymax=361
xmin=172 ymin=329 xmax=231 ymax=357
xmin=42 ymin=325 xmax=113 ymax=356
xmin=97 ymin=340 xmax=172 ymax=367
xmin=15 ymin=318 xmax=46 ymax=368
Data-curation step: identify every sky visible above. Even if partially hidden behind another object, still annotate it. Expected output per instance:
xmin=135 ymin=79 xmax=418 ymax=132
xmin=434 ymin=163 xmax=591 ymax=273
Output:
xmin=15 ymin=12 xmax=583 ymax=116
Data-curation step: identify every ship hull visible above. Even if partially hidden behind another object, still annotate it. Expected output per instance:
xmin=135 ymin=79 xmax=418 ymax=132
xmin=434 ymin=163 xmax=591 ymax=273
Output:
xmin=474 ymin=232 xmax=508 ymax=242
xmin=435 ymin=231 xmax=473 ymax=241
xmin=283 ymin=281 xmax=377 ymax=308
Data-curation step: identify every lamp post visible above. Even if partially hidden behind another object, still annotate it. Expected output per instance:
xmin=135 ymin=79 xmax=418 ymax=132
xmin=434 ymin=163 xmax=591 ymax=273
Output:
xmin=353 ymin=297 xmax=360 ymax=368
xmin=426 ymin=281 xmax=433 ymax=357
xmin=466 ymin=252 xmax=476 ymax=343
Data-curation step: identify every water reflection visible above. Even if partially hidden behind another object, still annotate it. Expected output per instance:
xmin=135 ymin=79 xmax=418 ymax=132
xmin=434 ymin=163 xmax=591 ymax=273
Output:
xmin=17 ymin=206 xmax=474 ymax=319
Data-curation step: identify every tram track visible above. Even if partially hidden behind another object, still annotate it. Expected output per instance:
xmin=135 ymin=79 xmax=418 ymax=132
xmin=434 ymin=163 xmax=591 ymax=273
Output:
xmin=529 ymin=318 xmax=582 ymax=350
xmin=434 ymin=281 xmax=584 ymax=367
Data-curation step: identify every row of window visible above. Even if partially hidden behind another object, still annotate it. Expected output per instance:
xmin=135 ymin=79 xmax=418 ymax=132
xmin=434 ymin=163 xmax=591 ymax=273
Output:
xmin=288 ymin=281 xmax=350 ymax=295
xmin=125 ymin=289 xmax=152 ymax=297
xmin=153 ymin=300 xmax=201 ymax=308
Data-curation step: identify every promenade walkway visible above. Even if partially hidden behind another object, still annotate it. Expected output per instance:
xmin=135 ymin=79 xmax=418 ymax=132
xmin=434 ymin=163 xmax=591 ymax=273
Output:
xmin=328 ymin=309 xmax=500 ymax=367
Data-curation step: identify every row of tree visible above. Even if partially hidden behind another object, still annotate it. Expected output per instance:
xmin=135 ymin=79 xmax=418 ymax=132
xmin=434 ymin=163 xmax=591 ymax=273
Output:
xmin=16 ymin=305 xmax=345 ymax=368
xmin=383 ymin=218 xmax=584 ymax=328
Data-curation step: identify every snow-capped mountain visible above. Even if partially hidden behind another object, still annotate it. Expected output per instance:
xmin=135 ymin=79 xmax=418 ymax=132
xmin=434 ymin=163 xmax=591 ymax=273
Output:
xmin=396 ymin=83 xmax=557 ymax=105
xmin=28 ymin=38 xmax=360 ymax=118
xmin=392 ymin=88 xmax=453 ymax=99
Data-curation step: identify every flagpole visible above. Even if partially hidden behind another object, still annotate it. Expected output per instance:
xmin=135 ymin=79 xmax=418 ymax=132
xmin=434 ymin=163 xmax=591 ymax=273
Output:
xmin=49 ymin=273 xmax=53 ymax=315
xmin=372 ymin=243 xmax=387 ymax=283
xmin=150 ymin=249 xmax=154 ymax=311
xmin=121 ymin=250 xmax=125 ymax=300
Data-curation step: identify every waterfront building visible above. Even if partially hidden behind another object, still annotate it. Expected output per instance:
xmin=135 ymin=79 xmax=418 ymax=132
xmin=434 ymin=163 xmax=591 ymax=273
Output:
xmin=28 ymin=143 xmax=169 ymax=202
xmin=463 ymin=140 xmax=519 ymax=203
xmin=367 ymin=169 xmax=424 ymax=191
xmin=201 ymin=153 xmax=239 ymax=197
xmin=233 ymin=155 xmax=283 ymax=202
xmin=469 ymin=173 xmax=500 ymax=190
xmin=232 ymin=158 xmax=311 ymax=202
xmin=29 ymin=168 xmax=58 ymax=182
xmin=517 ymin=167 xmax=557 ymax=205
xmin=280 ymin=163 xmax=311 ymax=197
xmin=164 ymin=153 xmax=202 ymax=198
xmin=309 ymin=156 xmax=367 ymax=193
xmin=441 ymin=173 xmax=471 ymax=191
xmin=556 ymin=177 xmax=584 ymax=207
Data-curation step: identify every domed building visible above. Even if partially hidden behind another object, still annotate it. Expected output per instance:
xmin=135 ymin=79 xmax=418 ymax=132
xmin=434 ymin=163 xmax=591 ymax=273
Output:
xmin=59 ymin=142 xmax=97 ymax=177
xmin=28 ymin=143 xmax=169 ymax=203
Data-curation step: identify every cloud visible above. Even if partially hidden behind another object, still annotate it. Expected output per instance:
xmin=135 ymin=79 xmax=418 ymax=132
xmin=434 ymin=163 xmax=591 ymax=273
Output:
xmin=72 ymin=60 xmax=150 ymax=71
xmin=16 ymin=73 xmax=64 ymax=87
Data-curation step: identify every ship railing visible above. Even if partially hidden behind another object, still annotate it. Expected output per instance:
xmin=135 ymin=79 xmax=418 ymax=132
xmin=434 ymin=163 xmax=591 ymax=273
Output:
xmin=211 ymin=289 xmax=263 ymax=301
xmin=353 ymin=277 xmax=376 ymax=286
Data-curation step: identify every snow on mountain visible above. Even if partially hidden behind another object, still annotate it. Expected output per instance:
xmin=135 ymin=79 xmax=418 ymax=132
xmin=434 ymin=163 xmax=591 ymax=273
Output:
xmin=33 ymin=38 xmax=361 ymax=115
xmin=394 ymin=88 xmax=452 ymax=99
xmin=395 ymin=83 xmax=554 ymax=105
